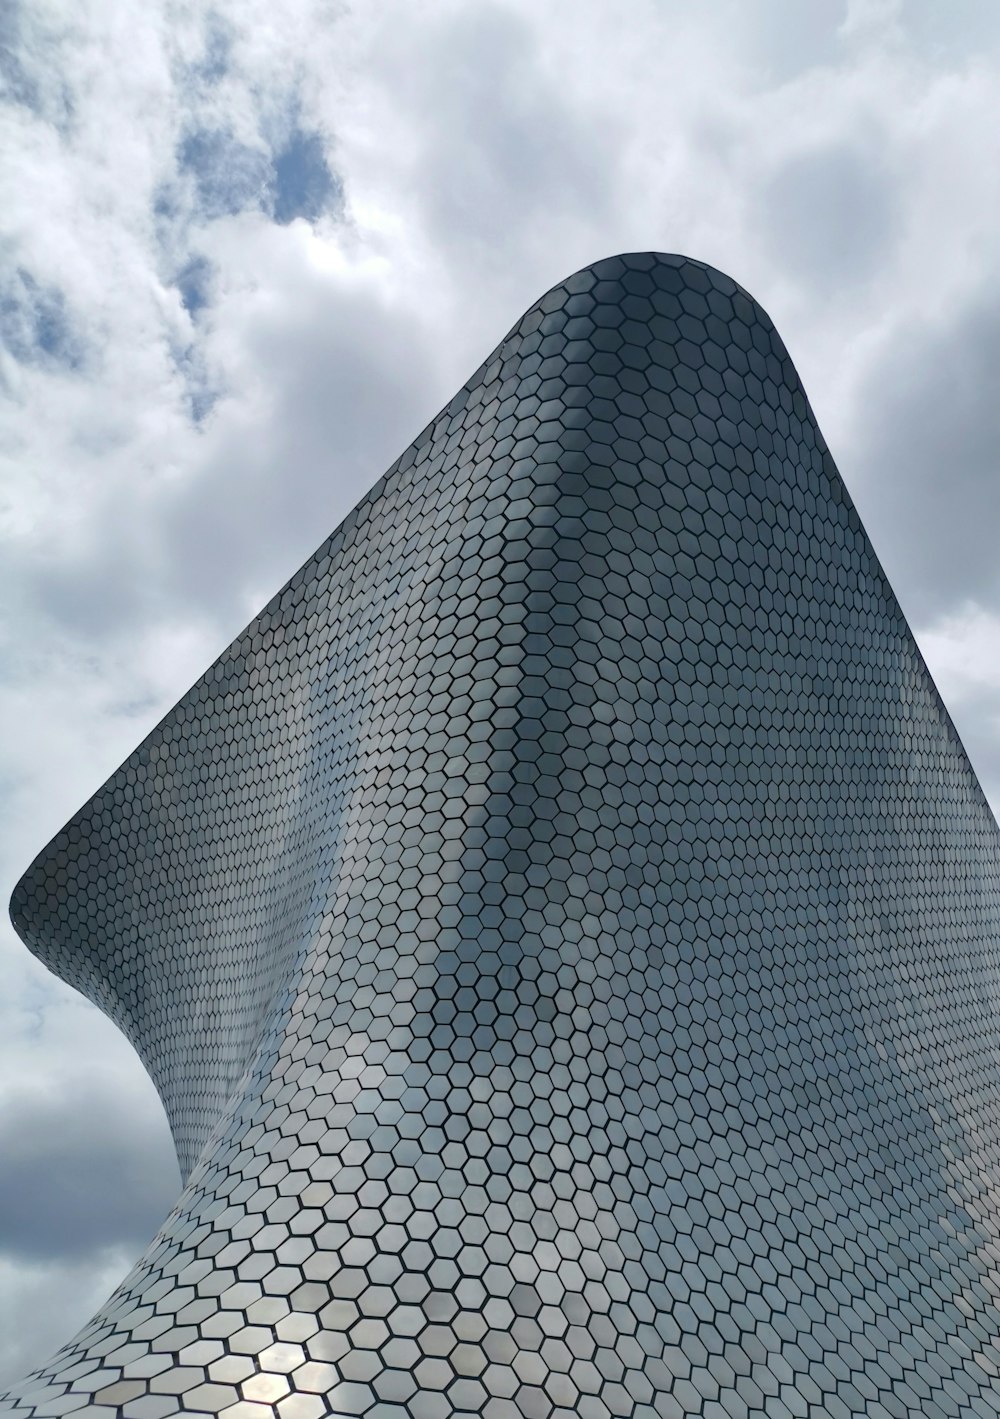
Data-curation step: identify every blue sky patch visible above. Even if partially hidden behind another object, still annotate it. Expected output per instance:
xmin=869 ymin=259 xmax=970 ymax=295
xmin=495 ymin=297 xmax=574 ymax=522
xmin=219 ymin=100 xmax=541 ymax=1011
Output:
xmin=0 ymin=269 xmax=85 ymax=370
xmin=177 ymin=123 xmax=341 ymax=227
xmin=273 ymin=129 xmax=342 ymax=225
xmin=194 ymin=16 xmax=231 ymax=85
xmin=175 ymin=255 xmax=213 ymax=317
xmin=178 ymin=128 xmax=270 ymax=220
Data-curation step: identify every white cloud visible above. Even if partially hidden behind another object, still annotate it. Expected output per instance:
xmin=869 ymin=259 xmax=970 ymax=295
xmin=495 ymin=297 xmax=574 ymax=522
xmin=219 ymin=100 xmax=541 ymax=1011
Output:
xmin=912 ymin=603 xmax=1000 ymax=819
xmin=920 ymin=604 xmax=1000 ymax=702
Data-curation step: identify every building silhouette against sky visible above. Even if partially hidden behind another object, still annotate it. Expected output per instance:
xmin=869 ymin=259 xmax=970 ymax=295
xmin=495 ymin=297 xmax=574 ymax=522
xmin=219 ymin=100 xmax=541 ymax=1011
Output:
xmin=5 ymin=253 xmax=1000 ymax=1419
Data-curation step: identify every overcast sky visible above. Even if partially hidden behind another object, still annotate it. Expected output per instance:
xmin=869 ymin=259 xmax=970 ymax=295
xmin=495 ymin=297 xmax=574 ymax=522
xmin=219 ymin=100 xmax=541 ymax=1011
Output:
xmin=4 ymin=0 xmax=1000 ymax=1385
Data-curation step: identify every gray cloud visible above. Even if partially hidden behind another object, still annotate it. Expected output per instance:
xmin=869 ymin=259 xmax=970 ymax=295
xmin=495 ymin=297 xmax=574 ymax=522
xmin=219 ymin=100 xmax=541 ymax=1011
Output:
xmin=895 ymin=0 xmax=1000 ymax=62
xmin=0 ymin=1013 xmax=180 ymax=1386
xmin=848 ymin=296 xmax=1000 ymax=625
xmin=942 ymin=687 xmax=1000 ymax=813
xmin=761 ymin=140 xmax=900 ymax=290
xmin=731 ymin=0 xmax=846 ymax=82
xmin=0 ymin=1248 xmax=141 ymax=1386
xmin=382 ymin=3 xmax=620 ymax=256
xmin=0 ymin=1072 xmax=178 ymax=1263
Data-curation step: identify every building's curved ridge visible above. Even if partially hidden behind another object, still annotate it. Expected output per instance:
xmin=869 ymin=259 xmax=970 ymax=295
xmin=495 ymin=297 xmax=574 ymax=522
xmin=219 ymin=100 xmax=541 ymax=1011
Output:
xmin=6 ymin=251 xmax=1000 ymax=1418
xmin=13 ymin=251 xmax=989 ymax=986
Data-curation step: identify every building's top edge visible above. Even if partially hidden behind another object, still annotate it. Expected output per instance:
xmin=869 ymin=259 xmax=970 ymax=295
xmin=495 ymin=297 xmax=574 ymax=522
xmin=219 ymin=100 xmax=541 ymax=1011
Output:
xmin=9 ymin=253 xmax=759 ymax=934
xmin=9 ymin=250 xmax=990 ymax=992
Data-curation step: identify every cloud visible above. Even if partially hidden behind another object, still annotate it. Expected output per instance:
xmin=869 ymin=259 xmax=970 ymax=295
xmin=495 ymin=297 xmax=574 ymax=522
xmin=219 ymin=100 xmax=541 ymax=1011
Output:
xmin=158 ymin=225 xmax=441 ymax=616
xmin=173 ymin=252 xmax=213 ymax=317
xmin=0 ymin=265 xmax=87 ymax=371
xmin=0 ymin=1071 xmax=178 ymax=1263
xmin=846 ymin=293 xmax=1000 ymax=625
xmin=912 ymin=603 xmax=1000 ymax=816
xmin=4 ymin=0 xmax=1000 ymax=1389
xmin=3 ymin=220 xmax=443 ymax=657
xmin=761 ymin=140 xmax=900 ymax=289
xmin=176 ymin=121 xmax=340 ymax=226
xmin=178 ymin=126 xmax=272 ymax=220
xmin=0 ymin=1250 xmax=141 ymax=1387
xmin=185 ymin=12 xmax=233 ymax=89
xmin=0 ymin=1 xmax=74 ymax=128
xmin=0 ymin=977 xmax=177 ymax=1386
xmin=0 ymin=2 xmax=40 ymax=115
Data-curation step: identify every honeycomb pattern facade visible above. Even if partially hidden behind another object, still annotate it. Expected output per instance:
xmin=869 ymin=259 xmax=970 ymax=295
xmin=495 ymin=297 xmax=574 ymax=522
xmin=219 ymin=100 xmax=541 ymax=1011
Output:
xmin=6 ymin=251 xmax=1000 ymax=1419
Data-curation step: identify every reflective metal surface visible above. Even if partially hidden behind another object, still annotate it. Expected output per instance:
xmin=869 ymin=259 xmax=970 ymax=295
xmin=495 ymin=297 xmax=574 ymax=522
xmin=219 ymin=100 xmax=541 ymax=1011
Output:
xmin=6 ymin=253 xmax=1000 ymax=1418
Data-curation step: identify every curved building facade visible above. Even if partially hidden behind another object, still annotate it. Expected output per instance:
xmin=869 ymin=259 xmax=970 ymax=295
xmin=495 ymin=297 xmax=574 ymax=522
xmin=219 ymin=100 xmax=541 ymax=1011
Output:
xmin=6 ymin=252 xmax=1000 ymax=1419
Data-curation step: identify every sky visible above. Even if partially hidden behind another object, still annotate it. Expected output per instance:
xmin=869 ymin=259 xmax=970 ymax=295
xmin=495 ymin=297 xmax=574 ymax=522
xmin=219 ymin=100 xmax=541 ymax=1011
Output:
xmin=3 ymin=0 xmax=1000 ymax=1385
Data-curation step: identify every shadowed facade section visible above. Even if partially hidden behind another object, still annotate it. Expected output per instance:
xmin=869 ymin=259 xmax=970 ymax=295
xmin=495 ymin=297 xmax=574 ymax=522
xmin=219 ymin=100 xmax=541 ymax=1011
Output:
xmin=6 ymin=253 xmax=1000 ymax=1418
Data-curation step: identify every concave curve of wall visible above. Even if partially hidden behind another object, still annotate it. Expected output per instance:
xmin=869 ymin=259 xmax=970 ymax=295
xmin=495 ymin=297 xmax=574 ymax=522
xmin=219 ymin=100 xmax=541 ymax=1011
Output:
xmin=6 ymin=252 xmax=1000 ymax=1419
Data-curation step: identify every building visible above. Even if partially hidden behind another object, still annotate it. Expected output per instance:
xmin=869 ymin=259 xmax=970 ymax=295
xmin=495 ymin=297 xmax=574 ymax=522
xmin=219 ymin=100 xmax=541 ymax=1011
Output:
xmin=6 ymin=253 xmax=1000 ymax=1418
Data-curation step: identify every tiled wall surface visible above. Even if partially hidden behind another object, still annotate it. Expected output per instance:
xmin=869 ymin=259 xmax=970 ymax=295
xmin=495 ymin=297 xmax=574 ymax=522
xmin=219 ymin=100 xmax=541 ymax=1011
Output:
xmin=6 ymin=253 xmax=1000 ymax=1419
